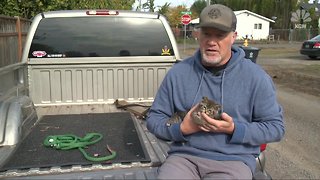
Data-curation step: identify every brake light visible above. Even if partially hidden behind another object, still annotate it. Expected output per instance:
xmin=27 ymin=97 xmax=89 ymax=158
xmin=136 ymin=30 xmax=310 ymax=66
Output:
xmin=86 ymin=10 xmax=119 ymax=15
xmin=260 ymin=144 xmax=267 ymax=152
xmin=313 ymin=42 xmax=320 ymax=48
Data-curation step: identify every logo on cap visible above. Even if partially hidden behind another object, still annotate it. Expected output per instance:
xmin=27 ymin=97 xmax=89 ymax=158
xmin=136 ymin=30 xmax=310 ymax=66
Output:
xmin=208 ymin=8 xmax=221 ymax=19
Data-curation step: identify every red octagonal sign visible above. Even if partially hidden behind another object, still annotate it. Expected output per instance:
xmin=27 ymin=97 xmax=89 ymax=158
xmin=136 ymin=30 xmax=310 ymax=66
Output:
xmin=181 ymin=14 xmax=191 ymax=25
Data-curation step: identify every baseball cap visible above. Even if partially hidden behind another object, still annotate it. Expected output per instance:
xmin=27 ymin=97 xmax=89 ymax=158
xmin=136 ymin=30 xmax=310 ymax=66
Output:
xmin=197 ymin=4 xmax=237 ymax=32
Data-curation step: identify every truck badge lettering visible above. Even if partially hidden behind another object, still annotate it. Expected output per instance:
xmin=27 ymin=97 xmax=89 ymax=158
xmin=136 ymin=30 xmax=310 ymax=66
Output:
xmin=47 ymin=54 xmax=64 ymax=58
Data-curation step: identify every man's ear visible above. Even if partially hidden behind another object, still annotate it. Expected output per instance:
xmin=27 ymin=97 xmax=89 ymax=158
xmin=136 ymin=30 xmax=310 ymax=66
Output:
xmin=233 ymin=31 xmax=238 ymax=39
xmin=231 ymin=31 xmax=237 ymax=44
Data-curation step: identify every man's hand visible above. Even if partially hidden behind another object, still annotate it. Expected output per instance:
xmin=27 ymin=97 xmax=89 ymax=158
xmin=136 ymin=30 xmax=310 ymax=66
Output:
xmin=180 ymin=104 xmax=202 ymax=135
xmin=199 ymin=112 xmax=235 ymax=135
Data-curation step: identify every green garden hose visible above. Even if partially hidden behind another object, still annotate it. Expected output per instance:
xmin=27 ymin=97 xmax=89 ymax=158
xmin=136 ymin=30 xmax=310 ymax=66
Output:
xmin=43 ymin=133 xmax=116 ymax=162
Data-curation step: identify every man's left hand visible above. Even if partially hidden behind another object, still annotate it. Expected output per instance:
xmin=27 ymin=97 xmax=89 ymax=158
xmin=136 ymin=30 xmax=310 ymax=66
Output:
xmin=199 ymin=112 xmax=235 ymax=134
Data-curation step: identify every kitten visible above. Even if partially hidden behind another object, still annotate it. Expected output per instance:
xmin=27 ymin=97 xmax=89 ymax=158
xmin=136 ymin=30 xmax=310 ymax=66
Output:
xmin=191 ymin=97 xmax=222 ymax=126
xmin=166 ymin=97 xmax=222 ymax=127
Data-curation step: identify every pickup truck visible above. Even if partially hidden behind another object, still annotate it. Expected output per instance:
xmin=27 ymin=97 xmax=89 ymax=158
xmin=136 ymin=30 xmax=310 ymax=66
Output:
xmin=0 ymin=10 xmax=270 ymax=179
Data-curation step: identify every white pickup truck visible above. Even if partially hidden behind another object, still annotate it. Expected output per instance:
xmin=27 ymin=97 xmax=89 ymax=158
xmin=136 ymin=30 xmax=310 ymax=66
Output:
xmin=0 ymin=10 xmax=270 ymax=179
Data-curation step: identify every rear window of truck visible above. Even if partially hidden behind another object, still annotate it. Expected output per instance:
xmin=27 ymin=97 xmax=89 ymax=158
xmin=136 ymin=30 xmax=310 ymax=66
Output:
xmin=29 ymin=17 xmax=174 ymax=58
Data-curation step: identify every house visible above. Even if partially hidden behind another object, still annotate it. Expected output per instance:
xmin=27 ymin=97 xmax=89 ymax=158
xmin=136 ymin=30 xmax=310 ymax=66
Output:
xmin=234 ymin=10 xmax=275 ymax=40
xmin=190 ymin=10 xmax=275 ymax=40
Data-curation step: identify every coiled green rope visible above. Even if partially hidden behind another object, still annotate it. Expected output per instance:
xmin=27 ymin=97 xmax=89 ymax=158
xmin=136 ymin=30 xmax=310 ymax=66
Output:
xmin=43 ymin=133 xmax=116 ymax=162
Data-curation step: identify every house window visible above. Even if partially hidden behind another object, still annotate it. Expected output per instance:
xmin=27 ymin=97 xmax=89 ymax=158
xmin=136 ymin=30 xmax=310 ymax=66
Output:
xmin=254 ymin=23 xmax=262 ymax=29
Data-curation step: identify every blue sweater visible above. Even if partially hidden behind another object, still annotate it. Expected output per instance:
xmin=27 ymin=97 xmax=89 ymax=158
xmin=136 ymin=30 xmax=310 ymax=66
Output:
xmin=146 ymin=46 xmax=285 ymax=172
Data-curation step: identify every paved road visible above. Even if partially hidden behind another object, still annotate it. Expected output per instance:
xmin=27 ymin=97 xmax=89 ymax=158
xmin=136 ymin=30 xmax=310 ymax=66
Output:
xmin=265 ymin=85 xmax=320 ymax=179
xmin=258 ymin=55 xmax=320 ymax=179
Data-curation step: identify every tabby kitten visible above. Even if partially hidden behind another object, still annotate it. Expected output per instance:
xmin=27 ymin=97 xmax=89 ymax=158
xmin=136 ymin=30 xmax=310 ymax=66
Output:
xmin=166 ymin=97 xmax=222 ymax=127
xmin=191 ymin=97 xmax=222 ymax=126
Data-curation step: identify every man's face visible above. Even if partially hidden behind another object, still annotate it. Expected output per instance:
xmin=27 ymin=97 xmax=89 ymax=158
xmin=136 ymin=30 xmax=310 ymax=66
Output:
xmin=199 ymin=27 xmax=236 ymax=67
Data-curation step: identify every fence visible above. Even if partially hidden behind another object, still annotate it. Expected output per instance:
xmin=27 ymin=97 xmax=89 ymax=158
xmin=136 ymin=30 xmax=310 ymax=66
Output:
xmin=269 ymin=28 xmax=319 ymax=42
xmin=0 ymin=15 xmax=31 ymax=68
xmin=172 ymin=27 xmax=319 ymax=42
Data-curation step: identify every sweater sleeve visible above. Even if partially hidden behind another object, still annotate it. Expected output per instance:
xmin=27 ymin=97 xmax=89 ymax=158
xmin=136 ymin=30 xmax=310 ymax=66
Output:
xmin=146 ymin=71 xmax=188 ymax=142
xmin=230 ymin=74 xmax=285 ymax=146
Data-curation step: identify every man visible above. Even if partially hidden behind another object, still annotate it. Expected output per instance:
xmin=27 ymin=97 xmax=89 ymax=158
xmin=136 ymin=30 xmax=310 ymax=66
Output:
xmin=146 ymin=4 xmax=285 ymax=179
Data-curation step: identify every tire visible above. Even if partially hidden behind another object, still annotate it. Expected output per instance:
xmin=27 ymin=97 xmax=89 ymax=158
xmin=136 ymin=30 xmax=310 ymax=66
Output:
xmin=308 ymin=55 xmax=317 ymax=59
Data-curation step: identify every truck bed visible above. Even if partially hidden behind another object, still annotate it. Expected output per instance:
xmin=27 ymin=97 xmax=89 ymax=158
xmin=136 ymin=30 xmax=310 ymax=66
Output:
xmin=0 ymin=104 xmax=169 ymax=179
xmin=0 ymin=10 xmax=180 ymax=179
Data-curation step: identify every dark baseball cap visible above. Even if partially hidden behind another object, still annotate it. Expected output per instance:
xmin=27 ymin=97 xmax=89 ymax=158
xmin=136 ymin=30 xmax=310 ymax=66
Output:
xmin=197 ymin=4 xmax=237 ymax=32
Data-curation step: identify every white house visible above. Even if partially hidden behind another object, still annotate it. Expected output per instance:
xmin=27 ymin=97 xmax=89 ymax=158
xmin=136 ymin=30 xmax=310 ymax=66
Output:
xmin=190 ymin=10 xmax=275 ymax=40
xmin=234 ymin=10 xmax=275 ymax=40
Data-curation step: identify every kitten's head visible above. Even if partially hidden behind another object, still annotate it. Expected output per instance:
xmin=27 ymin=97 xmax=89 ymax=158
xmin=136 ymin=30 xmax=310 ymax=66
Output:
xmin=200 ymin=97 xmax=222 ymax=120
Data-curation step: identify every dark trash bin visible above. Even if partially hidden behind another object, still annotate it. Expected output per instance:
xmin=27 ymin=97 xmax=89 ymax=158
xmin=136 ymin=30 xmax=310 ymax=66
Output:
xmin=239 ymin=46 xmax=261 ymax=63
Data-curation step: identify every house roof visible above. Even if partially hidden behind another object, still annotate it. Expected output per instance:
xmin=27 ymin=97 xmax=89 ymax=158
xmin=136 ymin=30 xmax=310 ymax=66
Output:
xmin=234 ymin=10 xmax=275 ymax=23
xmin=190 ymin=10 xmax=275 ymax=24
xmin=190 ymin=18 xmax=199 ymax=24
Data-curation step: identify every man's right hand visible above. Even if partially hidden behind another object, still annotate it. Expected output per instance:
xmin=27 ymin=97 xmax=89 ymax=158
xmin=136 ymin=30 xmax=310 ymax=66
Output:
xmin=180 ymin=104 xmax=202 ymax=135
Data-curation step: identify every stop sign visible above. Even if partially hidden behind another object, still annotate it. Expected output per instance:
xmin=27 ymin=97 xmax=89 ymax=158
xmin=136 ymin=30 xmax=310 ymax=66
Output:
xmin=181 ymin=14 xmax=191 ymax=25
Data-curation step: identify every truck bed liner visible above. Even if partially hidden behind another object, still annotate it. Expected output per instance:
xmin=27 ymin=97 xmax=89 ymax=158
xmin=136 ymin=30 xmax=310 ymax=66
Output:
xmin=0 ymin=112 xmax=150 ymax=171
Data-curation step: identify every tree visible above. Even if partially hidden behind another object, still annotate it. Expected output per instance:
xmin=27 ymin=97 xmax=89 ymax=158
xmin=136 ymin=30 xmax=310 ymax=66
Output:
xmin=142 ymin=0 xmax=155 ymax=12
xmin=206 ymin=0 xmax=299 ymax=30
xmin=0 ymin=0 xmax=135 ymax=19
xmin=190 ymin=0 xmax=207 ymax=17
xmin=157 ymin=2 xmax=171 ymax=16
xmin=0 ymin=0 xmax=24 ymax=17
xmin=165 ymin=5 xmax=188 ymax=28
